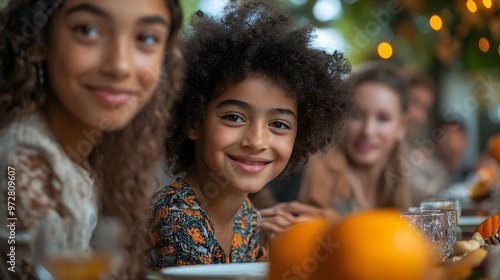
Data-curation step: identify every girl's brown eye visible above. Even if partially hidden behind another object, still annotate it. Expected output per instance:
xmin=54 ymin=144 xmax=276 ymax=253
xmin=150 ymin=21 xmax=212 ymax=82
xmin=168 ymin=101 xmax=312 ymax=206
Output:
xmin=222 ymin=114 xmax=244 ymax=123
xmin=269 ymin=121 xmax=290 ymax=130
xmin=74 ymin=24 xmax=99 ymax=39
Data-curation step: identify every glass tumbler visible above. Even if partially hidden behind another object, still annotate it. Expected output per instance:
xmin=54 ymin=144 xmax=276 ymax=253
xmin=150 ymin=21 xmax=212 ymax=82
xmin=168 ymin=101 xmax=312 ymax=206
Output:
xmin=401 ymin=209 xmax=449 ymax=262
xmin=38 ymin=217 xmax=123 ymax=280
xmin=408 ymin=207 xmax=455 ymax=259
xmin=421 ymin=198 xmax=461 ymax=219
xmin=421 ymin=199 xmax=460 ymax=242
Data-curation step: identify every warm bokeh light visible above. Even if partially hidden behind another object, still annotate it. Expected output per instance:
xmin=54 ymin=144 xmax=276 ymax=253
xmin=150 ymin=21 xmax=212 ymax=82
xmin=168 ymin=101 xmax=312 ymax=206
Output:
xmin=498 ymin=45 xmax=500 ymax=56
xmin=467 ymin=0 xmax=478 ymax=12
xmin=377 ymin=42 xmax=393 ymax=59
xmin=479 ymin=37 xmax=490 ymax=52
xmin=429 ymin=15 xmax=443 ymax=31
xmin=484 ymin=0 xmax=492 ymax=8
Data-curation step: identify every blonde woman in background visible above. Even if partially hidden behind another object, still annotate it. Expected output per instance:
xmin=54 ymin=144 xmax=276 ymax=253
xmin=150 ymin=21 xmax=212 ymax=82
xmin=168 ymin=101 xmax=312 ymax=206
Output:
xmin=298 ymin=62 xmax=411 ymax=215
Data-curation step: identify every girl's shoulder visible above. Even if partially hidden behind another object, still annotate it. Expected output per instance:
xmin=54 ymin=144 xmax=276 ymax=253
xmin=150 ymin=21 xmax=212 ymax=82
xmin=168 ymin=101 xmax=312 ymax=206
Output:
xmin=242 ymin=197 xmax=258 ymax=213
xmin=0 ymin=114 xmax=97 ymax=242
xmin=1 ymin=112 xmax=49 ymax=135
xmin=146 ymin=181 xmax=210 ymax=239
xmin=0 ymin=113 xmax=93 ymax=184
xmin=149 ymin=180 xmax=200 ymax=212
xmin=1 ymin=113 xmax=59 ymax=162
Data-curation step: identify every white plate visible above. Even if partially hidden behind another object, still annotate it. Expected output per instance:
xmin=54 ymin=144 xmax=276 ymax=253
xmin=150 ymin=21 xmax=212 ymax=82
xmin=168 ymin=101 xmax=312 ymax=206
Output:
xmin=458 ymin=216 xmax=487 ymax=227
xmin=160 ymin=262 xmax=268 ymax=280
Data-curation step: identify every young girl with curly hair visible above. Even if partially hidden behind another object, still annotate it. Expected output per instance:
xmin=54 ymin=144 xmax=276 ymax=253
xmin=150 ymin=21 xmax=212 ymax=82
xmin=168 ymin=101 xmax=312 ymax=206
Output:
xmin=145 ymin=0 xmax=353 ymax=269
xmin=0 ymin=0 xmax=182 ymax=278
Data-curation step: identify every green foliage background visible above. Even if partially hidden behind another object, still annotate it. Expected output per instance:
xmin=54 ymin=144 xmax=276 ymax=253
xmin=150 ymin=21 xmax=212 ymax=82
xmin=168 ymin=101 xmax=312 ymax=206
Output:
xmin=182 ymin=1 xmax=499 ymax=74
xmin=0 ymin=0 xmax=497 ymax=74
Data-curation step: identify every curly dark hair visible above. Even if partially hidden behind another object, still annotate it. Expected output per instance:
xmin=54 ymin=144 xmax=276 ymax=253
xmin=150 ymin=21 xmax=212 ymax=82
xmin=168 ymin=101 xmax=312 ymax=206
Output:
xmin=164 ymin=0 xmax=354 ymax=177
xmin=0 ymin=0 xmax=183 ymax=277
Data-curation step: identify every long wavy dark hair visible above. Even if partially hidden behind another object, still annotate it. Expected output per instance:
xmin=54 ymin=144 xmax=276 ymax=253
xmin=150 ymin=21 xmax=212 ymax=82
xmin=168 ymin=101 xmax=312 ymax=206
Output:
xmin=0 ymin=0 xmax=183 ymax=277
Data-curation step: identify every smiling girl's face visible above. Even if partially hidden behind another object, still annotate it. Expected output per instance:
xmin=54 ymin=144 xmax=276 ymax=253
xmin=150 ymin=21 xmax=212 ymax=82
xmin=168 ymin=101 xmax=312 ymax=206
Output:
xmin=188 ymin=76 xmax=298 ymax=194
xmin=45 ymin=0 xmax=171 ymax=131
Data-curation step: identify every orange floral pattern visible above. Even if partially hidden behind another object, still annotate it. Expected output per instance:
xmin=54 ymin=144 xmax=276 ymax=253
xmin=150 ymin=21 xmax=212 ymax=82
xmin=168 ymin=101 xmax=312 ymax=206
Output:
xmin=145 ymin=181 xmax=265 ymax=269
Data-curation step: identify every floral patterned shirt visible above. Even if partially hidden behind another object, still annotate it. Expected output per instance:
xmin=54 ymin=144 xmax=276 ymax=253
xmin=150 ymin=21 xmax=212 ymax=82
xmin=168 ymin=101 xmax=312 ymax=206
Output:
xmin=145 ymin=181 xmax=265 ymax=269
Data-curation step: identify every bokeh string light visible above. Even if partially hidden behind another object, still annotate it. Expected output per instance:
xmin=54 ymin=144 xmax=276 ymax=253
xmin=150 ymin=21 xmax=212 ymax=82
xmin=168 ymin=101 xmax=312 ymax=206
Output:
xmin=467 ymin=0 xmax=478 ymax=13
xmin=429 ymin=15 xmax=443 ymax=31
xmin=479 ymin=37 xmax=490 ymax=52
xmin=377 ymin=42 xmax=393 ymax=59
xmin=329 ymin=0 xmax=500 ymax=68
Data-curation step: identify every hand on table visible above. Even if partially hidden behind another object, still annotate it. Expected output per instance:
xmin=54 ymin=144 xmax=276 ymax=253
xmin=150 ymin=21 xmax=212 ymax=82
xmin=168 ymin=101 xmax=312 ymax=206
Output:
xmin=259 ymin=201 xmax=340 ymax=245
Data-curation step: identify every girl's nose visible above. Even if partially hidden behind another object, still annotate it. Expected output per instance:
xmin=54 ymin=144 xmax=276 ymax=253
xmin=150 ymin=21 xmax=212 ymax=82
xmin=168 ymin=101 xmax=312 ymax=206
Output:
xmin=241 ymin=124 xmax=269 ymax=152
xmin=101 ymin=37 xmax=132 ymax=80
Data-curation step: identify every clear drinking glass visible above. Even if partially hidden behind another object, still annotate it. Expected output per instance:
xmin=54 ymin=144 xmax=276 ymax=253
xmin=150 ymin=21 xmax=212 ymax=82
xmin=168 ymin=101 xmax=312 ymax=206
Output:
xmin=421 ymin=198 xmax=461 ymax=241
xmin=37 ymin=217 xmax=123 ymax=280
xmin=408 ymin=207 xmax=455 ymax=259
xmin=401 ymin=209 xmax=449 ymax=262
xmin=421 ymin=198 xmax=462 ymax=219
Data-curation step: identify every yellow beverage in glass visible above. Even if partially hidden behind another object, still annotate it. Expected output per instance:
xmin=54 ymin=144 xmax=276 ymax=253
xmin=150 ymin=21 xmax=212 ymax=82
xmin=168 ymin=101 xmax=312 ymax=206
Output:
xmin=42 ymin=253 xmax=112 ymax=280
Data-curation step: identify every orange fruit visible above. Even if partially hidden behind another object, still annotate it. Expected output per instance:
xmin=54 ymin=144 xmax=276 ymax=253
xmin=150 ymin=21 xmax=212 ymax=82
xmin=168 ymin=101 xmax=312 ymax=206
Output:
xmin=313 ymin=209 xmax=437 ymax=280
xmin=268 ymin=218 xmax=330 ymax=280
xmin=489 ymin=134 xmax=500 ymax=164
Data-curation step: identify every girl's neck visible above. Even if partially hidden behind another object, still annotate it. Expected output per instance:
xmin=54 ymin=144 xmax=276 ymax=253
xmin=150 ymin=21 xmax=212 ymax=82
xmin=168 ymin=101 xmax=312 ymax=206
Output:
xmin=185 ymin=166 xmax=247 ymax=226
xmin=39 ymin=96 xmax=101 ymax=166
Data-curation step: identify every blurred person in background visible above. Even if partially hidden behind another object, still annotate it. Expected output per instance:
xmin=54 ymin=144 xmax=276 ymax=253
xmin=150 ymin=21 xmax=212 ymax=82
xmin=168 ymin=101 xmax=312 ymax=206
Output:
xmin=298 ymin=62 xmax=411 ymax=215
xmin=404 ymin=70 xmax=449 ymax=204
xmin=435 ymin=119 xmax=470 ymax=183
xmin=406 ymin=69 xmax=436 ymax=139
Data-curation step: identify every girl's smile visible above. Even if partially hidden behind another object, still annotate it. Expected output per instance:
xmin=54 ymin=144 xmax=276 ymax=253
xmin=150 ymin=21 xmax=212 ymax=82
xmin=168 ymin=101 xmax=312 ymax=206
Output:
xmin=85 ymin=85 xmax=135 ymax=107
xmin=227 ymin=155 xmax=273 ymax=174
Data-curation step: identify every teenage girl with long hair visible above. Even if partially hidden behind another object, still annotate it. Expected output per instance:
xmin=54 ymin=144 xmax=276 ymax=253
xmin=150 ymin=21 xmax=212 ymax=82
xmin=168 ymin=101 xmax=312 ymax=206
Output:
xmin=0 ymin=0 xmax=183 ymax=278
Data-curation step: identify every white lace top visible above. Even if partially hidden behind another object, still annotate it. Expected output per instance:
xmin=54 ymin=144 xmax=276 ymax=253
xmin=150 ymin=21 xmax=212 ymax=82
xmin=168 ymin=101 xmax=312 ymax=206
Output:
xmin=0 ymin=113 xmax=98 ymax=279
